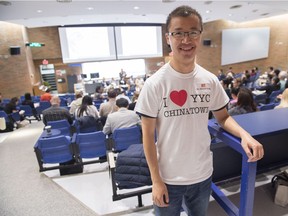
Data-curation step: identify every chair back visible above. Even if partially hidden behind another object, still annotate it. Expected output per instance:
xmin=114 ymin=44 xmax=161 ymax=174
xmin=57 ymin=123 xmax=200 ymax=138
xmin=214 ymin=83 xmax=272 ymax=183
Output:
xmin=258 ymin=103 xmax=275 ymax=111
xmin=47 ymin=119 xmax=71 ymax=136
xmin=37 ymin=101 xmax=51 ymax=114
xmin=0 ymin=111 xmax=10 ymax=122
xmin=254 ymin=93 xmax=267 ymax=105
xmin=19 ymin=105 xmax=34 ymax=116
xmin=76 ymin=131 xmax=107 ymax=158
xmin=37 ymin=135 xmax=73 ymax=163
xmin=268 ymin=90 xmax=282 ymax=103
xmin=75 ymin=116 xmax=103 ymax=133
xmin=112 ymin=126 xmax=142 ymax=152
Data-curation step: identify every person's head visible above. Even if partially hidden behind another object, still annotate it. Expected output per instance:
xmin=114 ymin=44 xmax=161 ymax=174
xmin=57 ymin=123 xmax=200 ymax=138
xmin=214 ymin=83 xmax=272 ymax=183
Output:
xmin=75 ymin=91 xmax=83 ymax=99
xmin=165 ymin=6 xmax=203 ymax=70
xmin=10 ymin=97 xmax=19 ymax=105
xmin=50 ymin=95 xmax=61 ymax=106
xmin=132 ymin=91 xmax=140 ymax=103
xmin=236 ymin=88 xmax=257 ymax=112
xmin=107 ymin=89 xmax=117 ymax=99
xmin=81 ymin=95 xmax=93 ymax=106
xmin=45 ymin=88 xmax=51 ymax=93
xmin=95 ymin=86 xmax=103 ymax=93
xmin=272 ymin=77 xmax=280 ymax=85
xmin=24 ymin=92 xmax=32 ymax=101
xmin=116 ymin=98 xmax=129 ymax=109
xmin=279 ymin=71 xmax=288 ymax=80
xmin=230 ymin=87 xmax=240 ymax=100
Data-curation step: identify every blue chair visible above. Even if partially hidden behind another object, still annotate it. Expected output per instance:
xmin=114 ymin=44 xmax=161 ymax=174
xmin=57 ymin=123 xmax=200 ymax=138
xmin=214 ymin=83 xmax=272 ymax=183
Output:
xmin=258 ymin=103 xmax=275 ymax=111
xmin=75 ymin=131 xmax=107 ymax=164
xmin=36 ymin=101 xmax=51 ymax=114
xmin=19 ymin=105 xmax=40 ymax=123
xmin=268 ymin=90 xmax=282 ymax=103
xmin=254 ymin=93 xmax=267 ymax=105
xmin=112 ymin=126 xmax=142 ymax=152
xmin=34 ymin=135 xmax=79 ymax=172
xmin=47 ymin=119 xmax=72 ymax=136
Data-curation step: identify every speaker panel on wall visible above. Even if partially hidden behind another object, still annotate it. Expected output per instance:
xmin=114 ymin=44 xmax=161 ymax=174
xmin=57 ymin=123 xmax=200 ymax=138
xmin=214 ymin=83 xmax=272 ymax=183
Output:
xmin=10 ymin=46 xmax=21 ymax=55
xmin=203 ymin=39 xmax=211 ymax=46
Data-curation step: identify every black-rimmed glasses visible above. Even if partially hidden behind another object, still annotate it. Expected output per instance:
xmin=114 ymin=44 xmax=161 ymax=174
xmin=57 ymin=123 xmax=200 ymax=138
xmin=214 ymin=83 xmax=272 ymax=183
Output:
xmin=168 ymin=30 xmax=202 ymax=39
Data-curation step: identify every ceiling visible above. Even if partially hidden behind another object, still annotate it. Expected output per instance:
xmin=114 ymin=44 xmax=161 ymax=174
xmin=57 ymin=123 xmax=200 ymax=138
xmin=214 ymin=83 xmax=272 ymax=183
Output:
xmin=1 ymin=0 xmax=288 ymax=28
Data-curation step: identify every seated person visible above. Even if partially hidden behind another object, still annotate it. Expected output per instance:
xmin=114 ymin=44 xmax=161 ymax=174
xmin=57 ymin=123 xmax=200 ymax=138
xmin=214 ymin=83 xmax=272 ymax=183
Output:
xmin=42 ymin=95 xmax=73 ymax=126
xmin=74 ymin=95 xmax=99 ymax=119
xmin=103 ymin=98 xmax=141 ymax=135
xmin=69 ymin=91 xmax=83 ymax=116
xmin=99 ymin=89 xmax=118 ymax=125
xmin=228 ymin=87 xmax=258 ymax=116
xmin=40 ymin=89 xmax=52 ymax=102
xmin=256 ymin=76 xmax=280 ymax=97
xmin=22 ymin=92 xmax=40 ymax=120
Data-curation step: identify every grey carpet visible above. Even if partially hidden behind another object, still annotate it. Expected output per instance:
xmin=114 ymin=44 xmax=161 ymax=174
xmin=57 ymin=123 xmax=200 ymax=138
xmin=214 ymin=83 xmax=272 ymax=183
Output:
xmin=0 ymin=121 xmax=98 ymax=216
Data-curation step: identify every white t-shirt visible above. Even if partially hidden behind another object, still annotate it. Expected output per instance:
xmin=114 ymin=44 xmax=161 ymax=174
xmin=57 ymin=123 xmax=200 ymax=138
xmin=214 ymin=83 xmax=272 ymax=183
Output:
xmin=135 ymin=63 xmax=229 ymax=185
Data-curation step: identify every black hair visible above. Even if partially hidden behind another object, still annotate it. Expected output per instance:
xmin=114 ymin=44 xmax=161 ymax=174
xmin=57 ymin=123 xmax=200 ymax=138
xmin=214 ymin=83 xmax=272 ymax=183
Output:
xmin=77 ymin=95 xmax=93 ymax=117
xmin=116 ymin=98 xmax=129 ymax=108
xmin=24 ymin=92 xmax=32 ymax=101
xmin=166 ymin=5 xmax=203 ymax=32
xmin=107 ymin=89 xmax=117 ymax=98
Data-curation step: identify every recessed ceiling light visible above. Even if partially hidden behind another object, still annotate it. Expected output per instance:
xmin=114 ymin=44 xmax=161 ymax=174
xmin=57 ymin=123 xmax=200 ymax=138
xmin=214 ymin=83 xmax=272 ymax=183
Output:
xmin=206 ymin=10 xmax=211 ymax=14
xmin=134 ymin=6 xmax=140 ymax=10
xmin=230 ymin=5 xmax=242 ymax=9
xmin=0 ymin=1 xmax=12 ymax=6
xmin=87 ymin=7 xmax=94 ymax=11
xmin=228 ymin=14 xmax=233 ymax=17
xmin=37 ymin=10 xmax=43 ymax=13
xmin=261 ymin=13 xmax=270 ymax=16
xmin=204 ymin=1 xmax=213 ymax=5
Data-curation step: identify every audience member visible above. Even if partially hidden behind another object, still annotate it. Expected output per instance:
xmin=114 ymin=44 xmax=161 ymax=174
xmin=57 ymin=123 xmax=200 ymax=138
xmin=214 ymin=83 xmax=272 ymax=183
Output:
xmin=4 ymin=97 xmax=20 ymax=115
xmin=4 ymin=97 xmax=25 ymax=124
xmin=116 ymin=89 xmax=132 ymax=103
xmin=274 ymin=88 xmax=288 ymax=109
xmin=278 ymin=70 xmax=288 ymax=91
xmin=40 ymin=89 xmax=52 ymax=102
xmin=75 ymin=95 xmax=99 ymax=119
xmin=128 ymin=91 xmax=140 ymax=111
xmin=228 ymin=88 xmax=258 ymax=116
xmin=99 ymin=89 xmax=118 ymax=125
xmin=22 ymin=92 xmax=40 ymax=120
xmin=228 ymin=87 xmax=240 ymax=110
xmin=42 ymin=95 xmax=73 ymax=126
xmin=94 ymin=86 xmax=105 ymax=101
xmin=103 ymin=98 xmax=141 ymax=135
xmin=69 ymin=91 xmax=83 ymax=115
xmin=217 ymin=69 xmax=226 ymax=81
xmin=256 ymin=76 xmax=280 ymax=97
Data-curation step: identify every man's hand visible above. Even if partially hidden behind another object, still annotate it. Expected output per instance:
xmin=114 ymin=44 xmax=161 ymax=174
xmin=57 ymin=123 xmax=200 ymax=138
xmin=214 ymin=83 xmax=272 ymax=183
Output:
xmin=241 ymin=133 xmax=264 ymax=162
xmin=152 ymin=180 xmax=169 ymax=207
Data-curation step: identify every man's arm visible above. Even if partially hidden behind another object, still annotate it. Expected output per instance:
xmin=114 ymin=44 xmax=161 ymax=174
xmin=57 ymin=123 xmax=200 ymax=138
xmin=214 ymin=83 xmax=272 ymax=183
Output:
xmin=213 ymin=108 xmax=264 ymax=162
xmin=141 ymin=116 xmax=169 ymax=207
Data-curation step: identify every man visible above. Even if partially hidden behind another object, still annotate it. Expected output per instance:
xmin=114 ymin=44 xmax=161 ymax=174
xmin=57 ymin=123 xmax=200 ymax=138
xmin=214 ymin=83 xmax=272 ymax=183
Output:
xmin=99 ymin=89 xmax=118 ymax=125
xmin=40 ymin=88 xmax=52 ymax=102
xmin=135 ymin=6 xmax=264 ymax=216
xmin=103 ymin=98 xmax=140 ymax=135
xmin=42 ymin=95 xmax=73 ymax=126
xmin=69 ymin=90 xmax=83 ymax=115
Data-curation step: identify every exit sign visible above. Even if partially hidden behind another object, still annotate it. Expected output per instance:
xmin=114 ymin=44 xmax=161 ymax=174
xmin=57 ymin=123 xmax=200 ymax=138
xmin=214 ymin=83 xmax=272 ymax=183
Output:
xmin=25 ymin=42 xmax=45 ymax=47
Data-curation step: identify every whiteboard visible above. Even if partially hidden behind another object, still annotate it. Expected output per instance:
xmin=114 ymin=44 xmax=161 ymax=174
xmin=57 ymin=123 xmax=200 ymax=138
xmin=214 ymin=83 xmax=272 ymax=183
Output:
xmin=221 ymin=27 xmax=270 ymax=65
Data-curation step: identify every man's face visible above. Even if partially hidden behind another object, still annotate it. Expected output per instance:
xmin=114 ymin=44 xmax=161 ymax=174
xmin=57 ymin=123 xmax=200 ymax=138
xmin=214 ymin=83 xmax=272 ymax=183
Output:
xmin=166 ymin=15 xmax=202 ymax=65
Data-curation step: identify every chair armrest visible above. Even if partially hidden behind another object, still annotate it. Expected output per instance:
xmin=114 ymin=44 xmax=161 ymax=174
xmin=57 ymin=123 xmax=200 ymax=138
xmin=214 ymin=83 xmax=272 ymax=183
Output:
xmin=107 ymin=150 xmax=115 ymax=169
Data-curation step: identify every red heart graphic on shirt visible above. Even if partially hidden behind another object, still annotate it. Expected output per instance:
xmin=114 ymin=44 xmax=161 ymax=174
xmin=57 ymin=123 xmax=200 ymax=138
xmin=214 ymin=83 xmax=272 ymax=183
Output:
xmin=170 ymin=90 xmax=187 ymax=107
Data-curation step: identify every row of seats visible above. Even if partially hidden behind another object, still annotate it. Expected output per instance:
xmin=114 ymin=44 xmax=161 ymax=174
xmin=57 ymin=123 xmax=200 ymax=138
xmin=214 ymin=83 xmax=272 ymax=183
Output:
xmin=254 ymin=89 xmax=282 ymax=105
xmin=34 ymin=121 xmax=143 ymax=173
